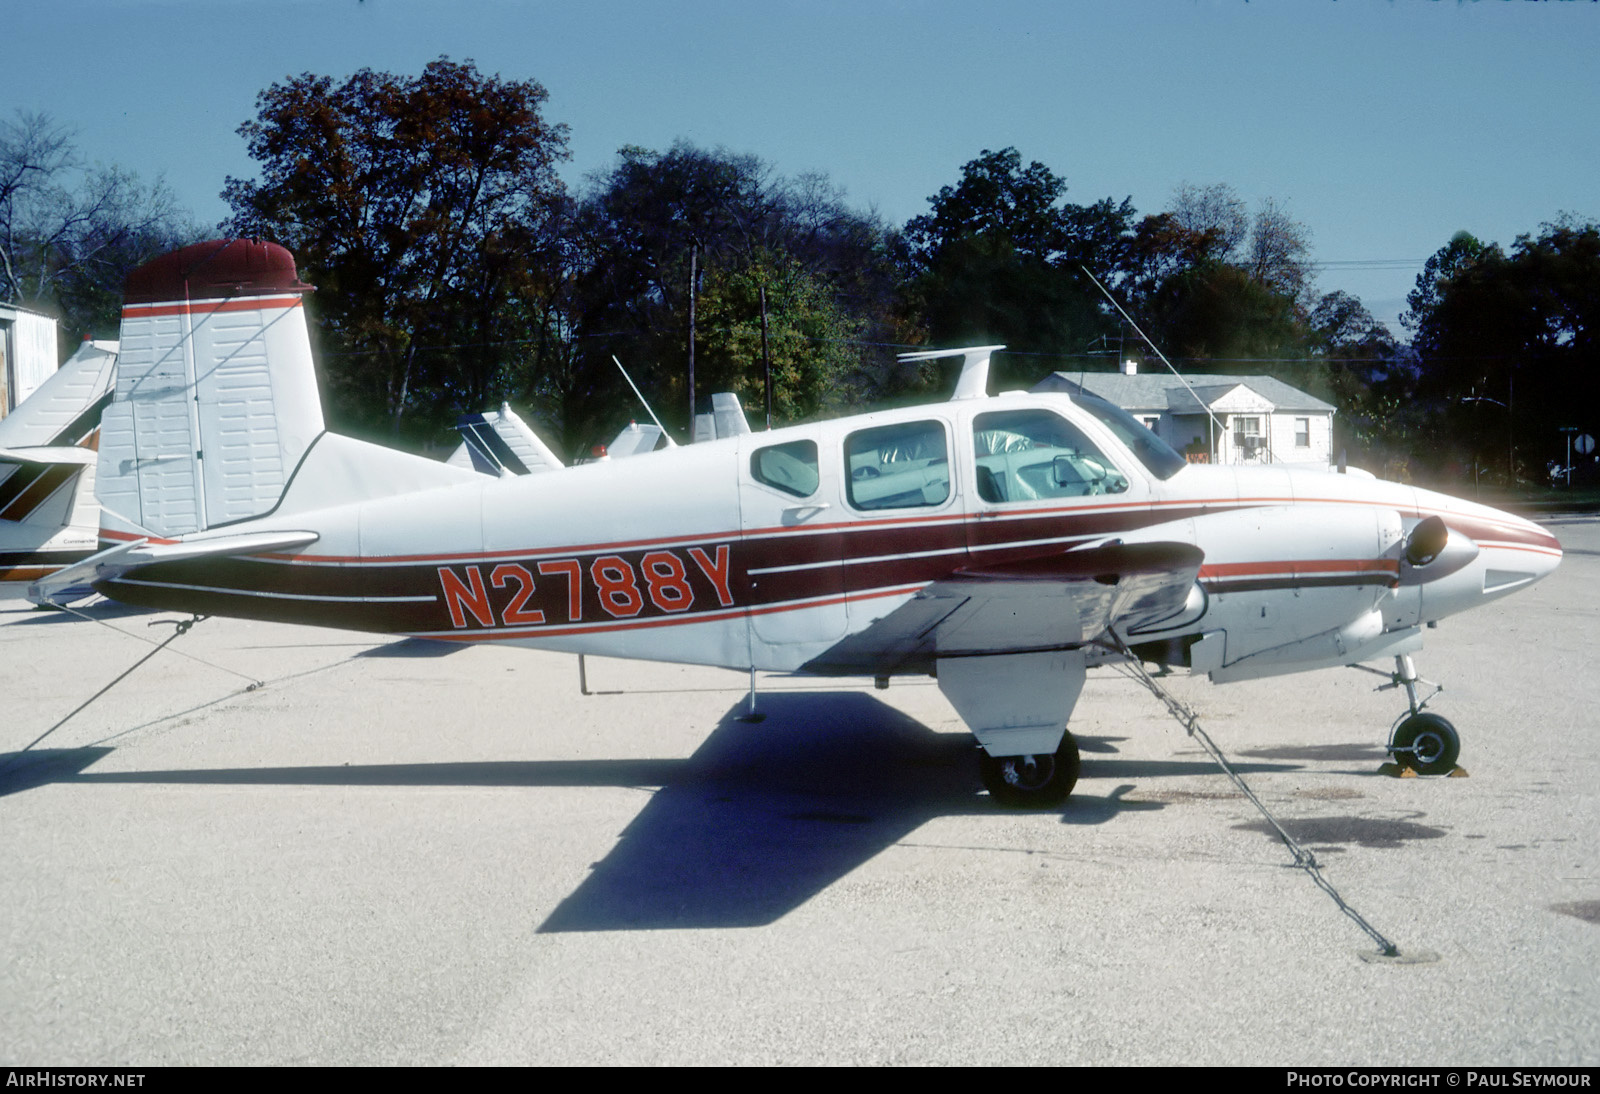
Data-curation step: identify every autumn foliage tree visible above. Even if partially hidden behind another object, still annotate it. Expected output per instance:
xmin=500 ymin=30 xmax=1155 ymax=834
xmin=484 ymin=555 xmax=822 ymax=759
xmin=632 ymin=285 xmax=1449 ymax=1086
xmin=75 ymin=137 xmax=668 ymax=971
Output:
xmin=559 ymin=141 xmax=904 ymax=450
xmin=223 ymin=57 xmax=571 ymax=442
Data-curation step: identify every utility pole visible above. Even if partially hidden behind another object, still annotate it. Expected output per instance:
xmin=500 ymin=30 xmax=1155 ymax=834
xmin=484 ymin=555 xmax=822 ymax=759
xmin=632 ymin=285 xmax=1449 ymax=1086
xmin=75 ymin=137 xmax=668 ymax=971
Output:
xmin=687 ymin=242 xmax=699 ymax=429
xmin=759 ymin=283 xmax=773 ymax=430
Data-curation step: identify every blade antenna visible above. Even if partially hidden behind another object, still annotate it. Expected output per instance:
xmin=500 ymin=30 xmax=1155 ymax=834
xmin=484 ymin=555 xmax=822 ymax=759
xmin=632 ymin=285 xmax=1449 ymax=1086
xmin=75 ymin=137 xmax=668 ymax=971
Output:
xmin=612 ymin=355 xmax=678 ymax=447
xmin=1080 ymin=266 xmax=1225 ymax=439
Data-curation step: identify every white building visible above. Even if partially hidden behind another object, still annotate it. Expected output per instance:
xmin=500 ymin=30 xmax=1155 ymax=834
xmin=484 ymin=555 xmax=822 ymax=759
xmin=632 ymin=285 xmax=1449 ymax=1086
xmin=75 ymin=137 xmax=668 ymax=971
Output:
xmin=1034 ymin=362 xmax=1337 ymax=467
xmin=0 ymin=303 xmax=61 ymax=417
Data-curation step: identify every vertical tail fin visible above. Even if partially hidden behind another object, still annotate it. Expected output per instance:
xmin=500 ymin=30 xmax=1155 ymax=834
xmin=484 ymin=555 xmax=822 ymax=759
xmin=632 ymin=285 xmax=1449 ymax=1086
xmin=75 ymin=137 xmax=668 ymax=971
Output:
xmin=447 ymin=402 xmax=564 ymax=476
xmin=691 ymin=392 xmax=752 ymax=443
xmin=96 ymin=239 xmax=325 ymax=537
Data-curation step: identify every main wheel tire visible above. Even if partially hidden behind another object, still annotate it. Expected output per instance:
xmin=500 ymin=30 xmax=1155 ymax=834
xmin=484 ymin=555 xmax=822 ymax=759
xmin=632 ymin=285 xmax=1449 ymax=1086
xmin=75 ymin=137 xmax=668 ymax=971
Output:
xmin=1390 ymin=712 xmax=1460 ymax=776
xmin=979 ymin=733 xmax=1081 ymax=807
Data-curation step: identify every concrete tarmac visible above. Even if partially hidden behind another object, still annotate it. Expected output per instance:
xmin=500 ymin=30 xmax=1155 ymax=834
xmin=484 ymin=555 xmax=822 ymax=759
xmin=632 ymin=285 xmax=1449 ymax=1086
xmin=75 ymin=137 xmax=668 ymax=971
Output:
xmin=1 ymin=515 xmax=1596 ymax=1066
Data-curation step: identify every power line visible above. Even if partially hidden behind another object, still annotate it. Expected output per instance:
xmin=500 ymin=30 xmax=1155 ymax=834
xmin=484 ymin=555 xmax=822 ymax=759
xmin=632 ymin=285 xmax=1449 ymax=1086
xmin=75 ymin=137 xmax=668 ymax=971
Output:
xmin=1311 ymin=259 xmax=1426 ymax=271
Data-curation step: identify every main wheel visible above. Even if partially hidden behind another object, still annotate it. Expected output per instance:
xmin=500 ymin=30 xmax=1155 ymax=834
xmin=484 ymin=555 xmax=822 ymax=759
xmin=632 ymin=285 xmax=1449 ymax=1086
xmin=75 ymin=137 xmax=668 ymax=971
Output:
xmin=1390 ymin=712 xmax=1460 ymax=776
xmin=979 ymin=733 xmax=1081 ymax=807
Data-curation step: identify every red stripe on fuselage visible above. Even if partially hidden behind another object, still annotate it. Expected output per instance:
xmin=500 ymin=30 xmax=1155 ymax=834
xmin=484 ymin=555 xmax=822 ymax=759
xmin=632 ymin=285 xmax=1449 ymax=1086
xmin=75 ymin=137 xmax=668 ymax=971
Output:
xmin=1200 ymin=559 xmax=1400 ymax=579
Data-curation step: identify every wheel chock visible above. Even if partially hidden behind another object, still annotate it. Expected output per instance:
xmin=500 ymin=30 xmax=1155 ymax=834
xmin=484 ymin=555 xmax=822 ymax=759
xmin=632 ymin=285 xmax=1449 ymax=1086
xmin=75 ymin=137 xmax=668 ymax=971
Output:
xmin=1377 ymin=762 xmax=1468 ymax=779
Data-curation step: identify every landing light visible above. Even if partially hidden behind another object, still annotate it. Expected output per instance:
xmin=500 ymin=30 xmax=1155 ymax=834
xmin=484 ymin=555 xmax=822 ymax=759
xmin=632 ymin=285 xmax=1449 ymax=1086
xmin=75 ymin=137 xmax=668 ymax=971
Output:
xmin=1404 ymin=516 xmax=1449 ymax=567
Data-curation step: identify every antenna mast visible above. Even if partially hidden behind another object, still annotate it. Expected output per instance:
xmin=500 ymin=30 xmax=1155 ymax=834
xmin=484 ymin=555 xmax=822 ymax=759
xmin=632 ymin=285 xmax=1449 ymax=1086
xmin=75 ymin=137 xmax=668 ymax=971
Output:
xmin=612 ymin=355 xmax=678 ymax=446
xmin=1080 ymin=266 xmax=1225 ymax=439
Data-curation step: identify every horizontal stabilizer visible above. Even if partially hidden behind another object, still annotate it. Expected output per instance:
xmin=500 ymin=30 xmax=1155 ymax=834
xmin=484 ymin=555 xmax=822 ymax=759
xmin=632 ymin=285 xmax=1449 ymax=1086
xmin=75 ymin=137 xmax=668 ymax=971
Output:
xmin=607 ymin=421 xmax=664 ymax=458
xmin=896 ymin=345 xmax=1005 ymax=401
xmin=0 ymin=447 xmax=96 ymax=467
xmin=27 ymin=528 xmax=319 ymax=607
xmin=0 ymin=340 xmax=118 ymax=449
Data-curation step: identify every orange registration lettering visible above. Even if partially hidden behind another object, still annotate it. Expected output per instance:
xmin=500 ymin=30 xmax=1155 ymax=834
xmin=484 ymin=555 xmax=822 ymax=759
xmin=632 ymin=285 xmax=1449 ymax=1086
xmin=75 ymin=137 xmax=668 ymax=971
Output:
xmin=438 ymin=566 xmax=495 ymax=628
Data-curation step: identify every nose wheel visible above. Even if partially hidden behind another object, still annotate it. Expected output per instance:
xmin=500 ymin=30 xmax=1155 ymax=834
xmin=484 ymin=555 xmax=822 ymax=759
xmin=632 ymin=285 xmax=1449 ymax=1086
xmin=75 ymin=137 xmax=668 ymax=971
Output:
xmin=979 ymin=733 xmax=1081 ymax=806
xmin=1371 ymin=653 xmax=1462 ymax=776
xmin=1389 ymin=712 xmax=1461 ymax=776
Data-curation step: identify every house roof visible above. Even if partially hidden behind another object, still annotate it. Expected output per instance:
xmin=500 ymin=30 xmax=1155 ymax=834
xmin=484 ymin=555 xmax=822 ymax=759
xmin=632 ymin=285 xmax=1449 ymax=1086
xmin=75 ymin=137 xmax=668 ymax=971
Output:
xmin=1034 ymin=371 xmax=1336 ymax=415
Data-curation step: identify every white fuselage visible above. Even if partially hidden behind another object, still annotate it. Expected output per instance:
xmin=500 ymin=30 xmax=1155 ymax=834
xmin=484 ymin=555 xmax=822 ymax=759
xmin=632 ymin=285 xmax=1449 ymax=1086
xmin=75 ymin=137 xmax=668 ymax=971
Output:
xmin=97 ymin=391 xmax=1562 ymax=688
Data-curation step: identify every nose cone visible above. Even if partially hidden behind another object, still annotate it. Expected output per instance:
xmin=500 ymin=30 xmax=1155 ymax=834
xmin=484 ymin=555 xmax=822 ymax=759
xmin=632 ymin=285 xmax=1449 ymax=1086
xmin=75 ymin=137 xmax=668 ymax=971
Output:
xmin=1411 ymin=487 xmax=1562 ymax=612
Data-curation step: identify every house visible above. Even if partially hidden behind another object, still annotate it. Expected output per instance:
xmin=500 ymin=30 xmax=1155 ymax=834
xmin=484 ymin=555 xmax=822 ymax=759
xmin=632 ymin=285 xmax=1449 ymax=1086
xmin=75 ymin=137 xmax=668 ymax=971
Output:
xmin=1033 ymin=361 xmax=1336 ymax=466
xmin=0 ymin=303 xmax=61 ymax=418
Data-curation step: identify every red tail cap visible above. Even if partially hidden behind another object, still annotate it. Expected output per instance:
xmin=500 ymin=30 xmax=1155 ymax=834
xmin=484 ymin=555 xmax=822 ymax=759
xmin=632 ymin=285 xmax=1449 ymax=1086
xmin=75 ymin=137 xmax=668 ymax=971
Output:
xmin=124 ymin=239 xmax=312 ymax=305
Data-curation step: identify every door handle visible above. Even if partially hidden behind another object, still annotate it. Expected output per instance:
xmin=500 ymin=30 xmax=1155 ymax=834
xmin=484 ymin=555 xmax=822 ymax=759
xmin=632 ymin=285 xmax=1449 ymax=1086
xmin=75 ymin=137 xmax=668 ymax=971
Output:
xmin=781 ymin=502 xmax=831 ymax=524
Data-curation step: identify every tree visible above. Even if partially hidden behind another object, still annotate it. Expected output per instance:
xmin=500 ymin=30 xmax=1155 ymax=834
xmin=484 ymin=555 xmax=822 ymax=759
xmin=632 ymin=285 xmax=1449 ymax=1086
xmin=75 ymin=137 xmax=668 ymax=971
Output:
xmin=901 ymin=155 xmax=1325 ymax=389
xmin=1243 ymin=196 xmax=1314 ymax=304
xmin=561 ymin=142 xmax=902 ymax=451
xmin=1308 ymin=290 xmax=1414 ymax=472
xmin=904 ymin=148 xmax=1069 ymax=266
xmin=1168 ymin=183 xmax=1313 ymax=304
xmin=1401 ymin=230 xmax=1495 ymax=341
xmin=695 ymin=253 xmax=865 ymax=422
xmin=224 ymin=57 xmax=571 ymax=442
xmin=1122 ymin=184 xmax=1321 ymax=387
xmin=1404 ymin=220 xmax=1600 ymax=482
xmin=0 ymin=110 xmax=193 ymax=345
xmin=902 ymin=148 xmax=1133 ymax=385
xmin=1168 ymin=182 xmax=1248 ymax=263
xmin=1145 ymin=260 xmax=1307 ymax=366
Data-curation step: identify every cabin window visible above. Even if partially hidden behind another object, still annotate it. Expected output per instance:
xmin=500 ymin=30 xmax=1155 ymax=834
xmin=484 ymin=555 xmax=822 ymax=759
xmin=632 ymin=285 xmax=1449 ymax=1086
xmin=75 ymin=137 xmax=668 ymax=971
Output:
xmin=844 ymin=420 xmax=950 ymax=510
xmin=1069 ymin=392 xmax=1187 ymax=480
xmin=972 ymin=409 xmax=1129 ymax=503
xmin=750 ymin=439 xmax=819 ymax=498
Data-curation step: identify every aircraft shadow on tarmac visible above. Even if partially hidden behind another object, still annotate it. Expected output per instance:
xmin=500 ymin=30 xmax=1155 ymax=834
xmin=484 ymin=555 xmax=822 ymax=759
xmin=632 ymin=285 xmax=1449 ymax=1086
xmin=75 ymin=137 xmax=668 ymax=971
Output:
xmin=354 ymin=637 xmax=469 ymax=658
xmin=0 ymin=693 xmax=1301 ymax=931
xmin=0 ymin=599 xmax=157 ymax=626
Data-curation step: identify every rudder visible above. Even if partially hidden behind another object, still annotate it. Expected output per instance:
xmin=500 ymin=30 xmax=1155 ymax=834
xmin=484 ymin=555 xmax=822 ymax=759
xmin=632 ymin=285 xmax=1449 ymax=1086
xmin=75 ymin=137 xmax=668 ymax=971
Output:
xmin=97 ymin=239 xmax=325 ymax=537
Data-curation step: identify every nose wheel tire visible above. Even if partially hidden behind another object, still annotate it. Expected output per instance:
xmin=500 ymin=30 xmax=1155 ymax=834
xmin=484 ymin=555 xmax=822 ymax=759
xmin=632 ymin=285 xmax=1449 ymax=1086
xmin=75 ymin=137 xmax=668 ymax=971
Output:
xmin=1390 ymin=712 xmax=1460 ymax=776
xmin=980 ymin=733 xmax=1081 ymax=806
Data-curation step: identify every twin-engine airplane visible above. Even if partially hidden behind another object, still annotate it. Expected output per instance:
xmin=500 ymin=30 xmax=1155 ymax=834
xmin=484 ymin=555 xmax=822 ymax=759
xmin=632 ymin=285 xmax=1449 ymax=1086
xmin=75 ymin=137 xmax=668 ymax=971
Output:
xmin=32 ymin=240 xmax=1563 ymax=804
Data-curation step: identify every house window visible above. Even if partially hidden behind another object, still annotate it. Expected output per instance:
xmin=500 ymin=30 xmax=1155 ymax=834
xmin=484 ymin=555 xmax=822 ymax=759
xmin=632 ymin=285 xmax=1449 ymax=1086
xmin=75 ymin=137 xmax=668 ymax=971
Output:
xmin=1141 ymin=416 xmax=1160 ymax=434
xmin=1232 ymin=416 xmax=1263 ymax=458
xmin=1295 ymin=417 xmax=1310 ymax=448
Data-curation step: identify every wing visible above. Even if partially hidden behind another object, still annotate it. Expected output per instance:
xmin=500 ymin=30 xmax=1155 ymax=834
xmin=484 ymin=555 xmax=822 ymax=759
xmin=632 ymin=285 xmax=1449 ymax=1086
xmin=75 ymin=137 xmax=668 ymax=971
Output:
xmin=801 ymin=541 xmax=1204 ymax=676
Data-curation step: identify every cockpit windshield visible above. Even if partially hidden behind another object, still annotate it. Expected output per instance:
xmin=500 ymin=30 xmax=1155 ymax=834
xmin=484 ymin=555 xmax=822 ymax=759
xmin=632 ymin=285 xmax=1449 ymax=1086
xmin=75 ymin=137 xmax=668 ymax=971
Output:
xmin=1070 ymin=392 xmax=1188 ymax=480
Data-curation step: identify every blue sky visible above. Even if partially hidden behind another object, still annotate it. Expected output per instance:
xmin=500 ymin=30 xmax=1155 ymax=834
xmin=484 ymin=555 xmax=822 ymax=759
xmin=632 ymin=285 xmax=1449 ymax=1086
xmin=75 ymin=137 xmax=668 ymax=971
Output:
xmin=9 ymin=0 xmax=1598 ymax=333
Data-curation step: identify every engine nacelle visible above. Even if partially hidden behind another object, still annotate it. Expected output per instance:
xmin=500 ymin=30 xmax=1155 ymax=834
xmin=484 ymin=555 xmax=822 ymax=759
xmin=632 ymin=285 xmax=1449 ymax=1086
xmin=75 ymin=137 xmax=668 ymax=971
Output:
xmin=1118 ymin=505 xmax=1406 ymax=674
